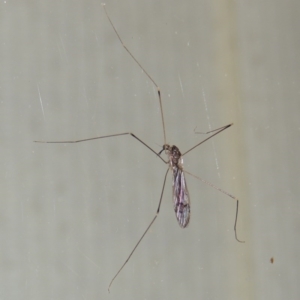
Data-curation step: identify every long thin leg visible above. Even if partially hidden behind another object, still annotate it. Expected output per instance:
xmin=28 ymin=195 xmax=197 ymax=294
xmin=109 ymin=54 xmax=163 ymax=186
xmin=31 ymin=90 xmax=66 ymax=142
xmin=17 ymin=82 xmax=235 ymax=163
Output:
xmin=194 ymin=123 xmax=233 ymax=135
xmin=182 ymin=123 xmax=232 ymax=157
xmin=35 ymin=132 xmax=168 ymax=164
xmin=108 ymin=168 xmax=170 ymax=292
xmin=102 ymin=3 xmax=167 ymax=146
xmin=184 ymin=169 xmax=244 ymax=243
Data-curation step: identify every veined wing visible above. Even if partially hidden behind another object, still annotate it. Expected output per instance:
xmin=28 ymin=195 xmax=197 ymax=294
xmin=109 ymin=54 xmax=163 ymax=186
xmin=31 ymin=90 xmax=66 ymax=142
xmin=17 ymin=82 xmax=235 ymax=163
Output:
xmin=173 ymin=167 xmax=190 ymax=228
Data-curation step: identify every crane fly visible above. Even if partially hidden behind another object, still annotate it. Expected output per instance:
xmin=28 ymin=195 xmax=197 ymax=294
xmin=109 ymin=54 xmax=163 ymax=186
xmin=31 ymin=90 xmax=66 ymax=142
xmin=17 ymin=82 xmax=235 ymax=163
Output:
xmin=35 ymin=3 xmax=245 ymax=292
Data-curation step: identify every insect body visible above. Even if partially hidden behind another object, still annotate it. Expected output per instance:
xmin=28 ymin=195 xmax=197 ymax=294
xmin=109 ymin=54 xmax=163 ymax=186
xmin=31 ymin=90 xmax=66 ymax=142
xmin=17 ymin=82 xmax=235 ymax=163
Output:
xmin=35 ymin=3 xmax=245 ymax=292
xmin=164 ymin=145 xmax=190 ymax=228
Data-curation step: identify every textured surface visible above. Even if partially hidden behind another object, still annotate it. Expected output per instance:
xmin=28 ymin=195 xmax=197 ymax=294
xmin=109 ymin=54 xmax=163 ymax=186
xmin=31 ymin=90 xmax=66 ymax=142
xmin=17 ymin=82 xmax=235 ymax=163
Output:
xmin=1 ymin=0 xmax=300 ymax=299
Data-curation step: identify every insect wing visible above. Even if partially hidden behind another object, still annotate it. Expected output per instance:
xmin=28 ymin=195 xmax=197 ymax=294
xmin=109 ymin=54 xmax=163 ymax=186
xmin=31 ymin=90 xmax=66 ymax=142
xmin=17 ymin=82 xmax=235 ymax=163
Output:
xmin=173 ymin=168 xmax=190 ymax=227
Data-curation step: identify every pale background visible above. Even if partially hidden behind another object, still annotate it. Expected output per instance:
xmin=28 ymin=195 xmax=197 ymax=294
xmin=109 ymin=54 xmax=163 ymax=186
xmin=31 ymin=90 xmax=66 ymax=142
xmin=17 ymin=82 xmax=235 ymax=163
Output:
xmin=1 ymin=0 xmax=299 ymax=299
